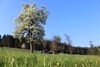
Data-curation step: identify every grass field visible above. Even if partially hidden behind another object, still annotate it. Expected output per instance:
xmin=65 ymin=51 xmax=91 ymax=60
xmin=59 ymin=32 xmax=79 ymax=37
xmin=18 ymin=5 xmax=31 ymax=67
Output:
xmin=0 ymin=47 xmax=100 ymax=67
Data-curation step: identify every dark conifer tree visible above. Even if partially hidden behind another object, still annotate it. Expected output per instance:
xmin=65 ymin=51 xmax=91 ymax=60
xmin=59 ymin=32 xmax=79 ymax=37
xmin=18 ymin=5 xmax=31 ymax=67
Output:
xmin=0 ymin=35 xmax=1 ymax=47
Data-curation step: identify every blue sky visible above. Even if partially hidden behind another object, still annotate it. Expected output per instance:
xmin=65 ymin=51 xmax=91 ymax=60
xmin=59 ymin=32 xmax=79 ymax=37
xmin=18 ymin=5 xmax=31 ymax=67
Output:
xmin=0 ymin=0 xmax=100 ymax=47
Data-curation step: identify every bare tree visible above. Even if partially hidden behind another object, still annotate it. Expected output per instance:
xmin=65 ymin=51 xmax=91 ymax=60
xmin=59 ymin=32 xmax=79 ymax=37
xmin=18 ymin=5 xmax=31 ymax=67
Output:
xmin=65 ymin=34 xmax=73 ymax=54
xmin=65 ymin=34 xmax=72 ymax=45
xmin=89 ymin=41 xmax=100 ymax=54
xmin=50 ymin=36 xmax=61 ymax=54
xmin=53 ymin=36 xmax=61 ymax=43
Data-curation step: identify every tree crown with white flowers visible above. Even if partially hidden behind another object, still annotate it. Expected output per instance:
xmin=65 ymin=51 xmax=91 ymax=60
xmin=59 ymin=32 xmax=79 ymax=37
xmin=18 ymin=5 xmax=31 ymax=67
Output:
xmin=13 ymin=3 xmax=48 ymax=52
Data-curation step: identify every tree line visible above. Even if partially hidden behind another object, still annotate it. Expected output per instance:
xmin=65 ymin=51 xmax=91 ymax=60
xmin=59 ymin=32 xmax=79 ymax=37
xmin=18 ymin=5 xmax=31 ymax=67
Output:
xmin=0 ymin=34 xmax=100 ymax=55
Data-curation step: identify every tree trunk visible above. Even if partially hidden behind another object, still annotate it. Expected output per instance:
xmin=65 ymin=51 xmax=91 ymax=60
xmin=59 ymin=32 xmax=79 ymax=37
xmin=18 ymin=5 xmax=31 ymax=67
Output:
xmin=30 ymin=42 xmax=33 ymax=53
xmin=53 ymin=50 xmax=54 ymax=54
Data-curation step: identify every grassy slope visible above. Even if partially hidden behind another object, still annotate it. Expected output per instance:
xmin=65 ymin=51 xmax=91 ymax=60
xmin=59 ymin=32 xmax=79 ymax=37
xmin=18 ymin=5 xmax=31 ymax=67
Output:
xmin=0 ymin=47 xmax=100 ymax=67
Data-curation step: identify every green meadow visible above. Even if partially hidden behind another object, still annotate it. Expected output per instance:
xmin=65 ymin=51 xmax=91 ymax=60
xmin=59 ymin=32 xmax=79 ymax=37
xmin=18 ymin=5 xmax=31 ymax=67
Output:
xmin=0 ymin=47 xmax=100 ymax=67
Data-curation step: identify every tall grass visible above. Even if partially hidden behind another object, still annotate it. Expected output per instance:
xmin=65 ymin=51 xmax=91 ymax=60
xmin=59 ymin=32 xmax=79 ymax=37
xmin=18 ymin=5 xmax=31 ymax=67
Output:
xmin=0 ymin=47 xmax=100 ymax=67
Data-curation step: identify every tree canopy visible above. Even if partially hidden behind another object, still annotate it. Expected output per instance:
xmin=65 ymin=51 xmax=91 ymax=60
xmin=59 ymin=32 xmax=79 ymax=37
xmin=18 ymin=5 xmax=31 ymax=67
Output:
xmin=13 ymin=3 xmax=48 ymax=53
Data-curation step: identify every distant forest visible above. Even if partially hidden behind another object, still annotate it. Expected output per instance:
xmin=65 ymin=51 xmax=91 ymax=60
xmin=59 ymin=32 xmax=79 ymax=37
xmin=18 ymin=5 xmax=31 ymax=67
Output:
xmin=0 ymin=34 xmax=100 ymax=55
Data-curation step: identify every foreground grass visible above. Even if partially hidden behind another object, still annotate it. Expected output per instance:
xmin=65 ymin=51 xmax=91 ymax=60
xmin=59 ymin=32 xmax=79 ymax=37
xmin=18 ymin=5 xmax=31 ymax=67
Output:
xmin=0 ymin=47 xmax=100 ymax=67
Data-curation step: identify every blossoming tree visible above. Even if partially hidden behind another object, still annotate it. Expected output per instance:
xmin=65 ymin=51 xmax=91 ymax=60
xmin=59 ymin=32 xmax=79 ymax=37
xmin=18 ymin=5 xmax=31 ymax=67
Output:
xmin=13 ymin=3 xmax=48 ymax=53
